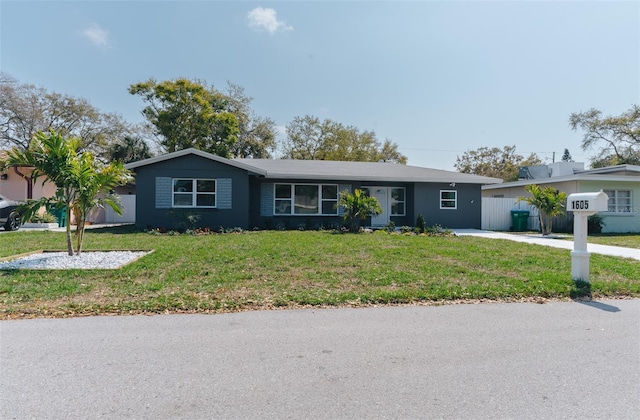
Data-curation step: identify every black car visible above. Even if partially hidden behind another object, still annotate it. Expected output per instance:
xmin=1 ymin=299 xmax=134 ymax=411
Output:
xmin=0 ymin=195 xmax=21 ymax=231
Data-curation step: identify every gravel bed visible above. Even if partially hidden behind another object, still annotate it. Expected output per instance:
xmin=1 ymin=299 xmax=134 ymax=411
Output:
xmin=0 ymin=251 xmax=149 ymax=270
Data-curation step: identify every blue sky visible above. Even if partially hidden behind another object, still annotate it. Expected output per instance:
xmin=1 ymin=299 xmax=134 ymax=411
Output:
xmin=1 ymin=0 xmax=638 ymax=170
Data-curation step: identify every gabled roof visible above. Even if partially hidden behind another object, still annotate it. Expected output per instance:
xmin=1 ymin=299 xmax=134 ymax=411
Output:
xmin=124 ymin=148 xmax=267 ymax=176
xmin=126 ymin=148 xmax=503 ymax=185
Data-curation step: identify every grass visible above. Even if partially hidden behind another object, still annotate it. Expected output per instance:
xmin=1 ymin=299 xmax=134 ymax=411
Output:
xmin=1 ymin=226 xmax=639 ymax=319
xmin=582 ymin=233 xmax=640 ymax=249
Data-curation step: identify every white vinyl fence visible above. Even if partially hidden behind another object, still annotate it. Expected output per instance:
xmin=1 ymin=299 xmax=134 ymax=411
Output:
xmin=105 ymin=194 xmax=136 ymax=223
xmin=481 ymin=197 xmax=540 ymax=231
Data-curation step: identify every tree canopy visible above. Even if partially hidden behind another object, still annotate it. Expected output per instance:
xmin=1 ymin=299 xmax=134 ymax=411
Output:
xmin=109 ymin=136 xmax=153 ymax=164
xmin=225 ymin=83 xmax=277 ymax=158
xmin=569 ymin=105 xmax=640 ymax=167
xmin=0 ymin=72 xmax=139 ymax=159
xmin=282 ymin=115 xmax=407 ymax=164
xmin=129 ymin=78 xmax=239 ymax=157
xmin=454 ymin=145 xmax=542 ymax=181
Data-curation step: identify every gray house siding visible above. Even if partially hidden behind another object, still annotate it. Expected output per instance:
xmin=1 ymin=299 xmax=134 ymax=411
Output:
xmin=414 ymin=183 xmax=483 ymax=229
xmin=134 ymin=154 xmax=250 ymax=230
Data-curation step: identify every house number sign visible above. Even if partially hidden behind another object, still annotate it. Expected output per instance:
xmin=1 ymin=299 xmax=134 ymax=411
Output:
xmin=570 ymin=199 xmax=590 ymax=210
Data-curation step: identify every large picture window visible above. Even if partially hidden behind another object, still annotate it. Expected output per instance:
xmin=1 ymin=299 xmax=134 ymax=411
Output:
xmin=440 ymin=190 xmax=457 ymax=209
xmin=173 ymin=179 xmax=216 ymax=208
xmin=274 ymin=184 xmax=338 ymax=215
xmin=603 ymin=189 xmax=632 ymax=213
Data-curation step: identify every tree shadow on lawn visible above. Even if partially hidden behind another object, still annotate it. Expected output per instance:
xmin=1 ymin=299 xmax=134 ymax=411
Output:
xmin=81 ymin=225 xmax=140 ymax=235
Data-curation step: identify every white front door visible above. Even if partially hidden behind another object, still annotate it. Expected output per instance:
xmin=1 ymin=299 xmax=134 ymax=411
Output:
xmin=371 ymin=187 xmax=389 ymax=227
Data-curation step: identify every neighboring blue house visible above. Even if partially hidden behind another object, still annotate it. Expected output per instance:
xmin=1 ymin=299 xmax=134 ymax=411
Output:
xmin=125 ymin=148 xmax=502 ymax=230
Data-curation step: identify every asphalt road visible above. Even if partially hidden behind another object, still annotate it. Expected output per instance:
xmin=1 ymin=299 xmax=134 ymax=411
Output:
xmin=1 ymin=300 xmax=639 ymax=419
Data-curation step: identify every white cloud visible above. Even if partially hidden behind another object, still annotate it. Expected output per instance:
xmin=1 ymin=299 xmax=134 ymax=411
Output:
xmin=247 ymin=7 xmax=292 ymax=34
xmin=82 ymin=23 xmax=111 ymax=48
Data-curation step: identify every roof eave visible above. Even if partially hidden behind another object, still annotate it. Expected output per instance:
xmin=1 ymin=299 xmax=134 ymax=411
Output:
xmin=125 ymin=148 xmax=267 ymax=176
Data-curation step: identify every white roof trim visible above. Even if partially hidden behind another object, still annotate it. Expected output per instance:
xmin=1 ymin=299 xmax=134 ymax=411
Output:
xmin=483 ymin=173 xmax=640 ymax=190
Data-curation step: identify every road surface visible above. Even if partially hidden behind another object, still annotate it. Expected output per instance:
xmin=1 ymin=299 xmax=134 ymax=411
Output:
xmin=1 ymin=300 xmax=639 ymax=419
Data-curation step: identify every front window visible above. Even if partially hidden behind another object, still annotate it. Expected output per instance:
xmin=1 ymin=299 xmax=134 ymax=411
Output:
xmin=390 ymin=188 xmax=405 ymax=215
xmin=440 ymin=190 xmax=457 ymax=209
xmin=603 ymin=190 xmax=632 ymax=213
xmin=173 ymin=178 xmax=216 ymax=208
xmin=274 ymin=184 xmax=338 ymax=215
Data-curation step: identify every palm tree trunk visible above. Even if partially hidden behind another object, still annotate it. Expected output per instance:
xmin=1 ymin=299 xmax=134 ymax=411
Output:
xmin=76 ymin=221 xmax=85 ymax=256
xmin=65 ymin=206 xmax=74 ymax=256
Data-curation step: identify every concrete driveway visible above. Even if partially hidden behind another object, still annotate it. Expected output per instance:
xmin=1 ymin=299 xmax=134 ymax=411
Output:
xmin=2 ymin=300 xmax=639 ymax=419
xmin=454 ymin=229 xmax=640 ymax=261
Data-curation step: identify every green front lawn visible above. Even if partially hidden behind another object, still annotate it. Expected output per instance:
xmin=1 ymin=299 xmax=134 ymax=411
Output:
xmin=1 ymin=226 xmax=639 ymax=319
xmin=586 ymin=233 xmax=640 ymax=249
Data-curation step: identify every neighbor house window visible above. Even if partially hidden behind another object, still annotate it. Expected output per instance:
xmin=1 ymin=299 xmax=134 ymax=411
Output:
xmin=173 ymin=179 xmax=216 ymax=208
xmin=274 ymin=184 xmax=338 ymax=215
xmin=603 ymin=190 xmax=632 ymax=213
xmin=440 ymin=190 xmax=457 ymax=209
xmin=390 ymin=187 xmax=405 ymax=215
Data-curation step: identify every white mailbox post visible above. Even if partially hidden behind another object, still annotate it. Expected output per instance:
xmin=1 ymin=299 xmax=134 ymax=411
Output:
xmin=566 ymin=190 xmax=608 ymax=282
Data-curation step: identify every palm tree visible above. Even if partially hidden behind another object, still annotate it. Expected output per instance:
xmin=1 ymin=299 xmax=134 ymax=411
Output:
xmin=71 ymin=152 xmax=131 ymax=255
xmin=338 ymin=189 xmax=382 ymax=232
xmin=1 ymin=131 xmax=131 ymax=255
xmin=518 ymin=184 xmax=568 ymax=235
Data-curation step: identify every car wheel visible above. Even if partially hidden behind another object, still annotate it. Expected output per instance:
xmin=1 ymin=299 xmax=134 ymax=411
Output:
xmin=4 ymin=211 xmax=21 ymax=231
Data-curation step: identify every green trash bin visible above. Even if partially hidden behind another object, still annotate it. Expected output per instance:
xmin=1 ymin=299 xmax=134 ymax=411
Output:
xmin=48 ymin=205 xmax=66 ymax=227
xmin=57 ymin=207 xmax=66 ymax=228
xmin=511 ymin=210 xmax=530 ymax=232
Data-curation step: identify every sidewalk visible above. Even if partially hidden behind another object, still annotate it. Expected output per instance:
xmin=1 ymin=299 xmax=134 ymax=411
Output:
xmin=453 ymin=229 xmax=640 ymax=261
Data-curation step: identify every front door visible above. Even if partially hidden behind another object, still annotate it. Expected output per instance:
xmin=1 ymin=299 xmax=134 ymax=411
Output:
xmin=371 ymin=187 xmax=389 ymax=227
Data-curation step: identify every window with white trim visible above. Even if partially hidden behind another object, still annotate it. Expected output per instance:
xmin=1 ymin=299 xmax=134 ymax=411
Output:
xmin=173 ymin=179 xmax=216 ymax=208
xmin=603 ymin=189 xmax=632 ymax=213
xmin=390 ymin=187 xmax=405 ymax=215
xmin=440 ymin=190 xmax=457 ymax=209
xmin=274 ymin=184 xmax=338 ymax=215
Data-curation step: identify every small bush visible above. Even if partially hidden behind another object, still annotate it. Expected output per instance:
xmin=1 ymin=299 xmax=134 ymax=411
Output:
xmin=27 ymin=211 xmax=58 ymax=224
xmin=383 ymin=221 xmax=396 ymax=233
xmin=588 ymin=214 xmax=606 ymax=234
xmin=424 ymin=224 xmax=453 ymax=236
xmin=400 ymin=225 xmax=413 ymax=234
xmin=416 ymin=214 xmax=426 ymax=233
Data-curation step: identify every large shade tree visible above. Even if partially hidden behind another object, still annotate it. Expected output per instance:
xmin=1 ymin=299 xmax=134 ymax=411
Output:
xmin=225 ymin=83 xmax=277 ymax=158
xmin=129 ymin=78 xmax=239 ymax=157
xmin=455 ymin=145 xmax=542 ymax=181
xmin=109 ymin=135 xmax=153 ymax=164
xmin=1 ymin=131 xmax=132 ymax=255
xmin=282 ymin=115 xmax=407 ymax=164
xmin=569 ymin=105 xmax=640 ymax=167
xmin=0 ymin=72 xmax=139 ymax=158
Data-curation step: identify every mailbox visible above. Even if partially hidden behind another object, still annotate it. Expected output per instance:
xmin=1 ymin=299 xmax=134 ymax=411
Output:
xmin=567 ymin=190 xmax=608 ymax=213
xmin=567 ymin=190 xmax=609 ymax=282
